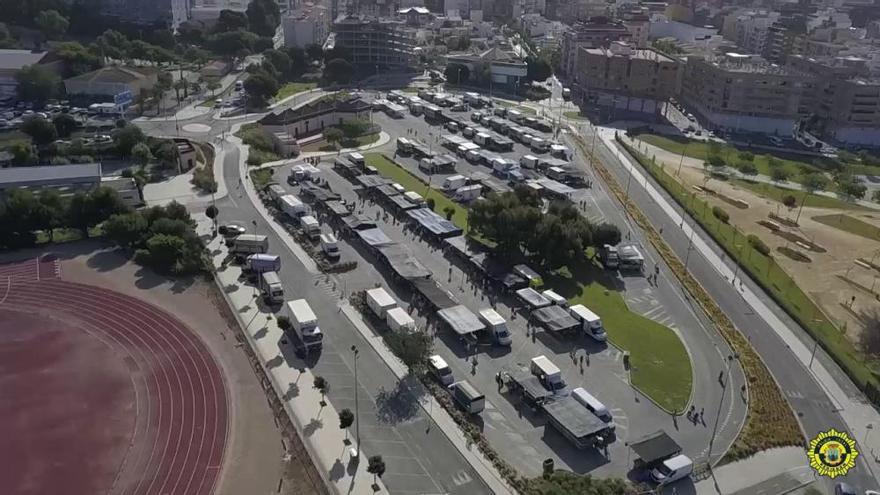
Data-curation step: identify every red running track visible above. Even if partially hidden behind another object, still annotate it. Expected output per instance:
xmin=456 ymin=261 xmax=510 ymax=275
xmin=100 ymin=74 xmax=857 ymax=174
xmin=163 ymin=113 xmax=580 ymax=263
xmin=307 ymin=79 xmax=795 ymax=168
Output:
xmin=0 ymin=258 xmax=228 ymax=495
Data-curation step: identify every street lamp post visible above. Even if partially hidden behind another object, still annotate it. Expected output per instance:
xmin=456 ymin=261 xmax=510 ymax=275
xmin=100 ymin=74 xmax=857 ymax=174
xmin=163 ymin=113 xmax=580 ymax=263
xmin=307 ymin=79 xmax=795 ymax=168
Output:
xmin=351 ymin=345 xmax=361 ymax=457
xmin=676 ymin=142 xmax=689 ymax=177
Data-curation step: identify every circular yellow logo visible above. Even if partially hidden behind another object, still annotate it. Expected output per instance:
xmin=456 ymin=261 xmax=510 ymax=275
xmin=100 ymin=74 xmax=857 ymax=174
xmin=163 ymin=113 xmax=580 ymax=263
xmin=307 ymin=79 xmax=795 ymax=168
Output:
xmin=807 ymin=429 xmax=859 ymax=479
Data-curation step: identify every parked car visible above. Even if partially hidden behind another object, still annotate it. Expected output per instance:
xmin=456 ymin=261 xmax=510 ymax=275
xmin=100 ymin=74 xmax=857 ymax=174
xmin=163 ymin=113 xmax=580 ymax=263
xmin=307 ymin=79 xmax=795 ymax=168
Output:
xmin=219 ymin=223 xmax=247 ymax=238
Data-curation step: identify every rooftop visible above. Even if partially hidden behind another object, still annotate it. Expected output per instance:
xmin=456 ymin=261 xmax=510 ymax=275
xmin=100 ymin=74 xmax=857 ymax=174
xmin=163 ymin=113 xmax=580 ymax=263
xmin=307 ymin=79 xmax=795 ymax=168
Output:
xmin=65 ymin=66 xmax=158 ymax=84
xmin=0 ymin=49 xmax=50 ymax=71
xmin=0 ymin=163 xmax=102 ymax=185
xmin=583 ymin=46 xmax=674 ymax=63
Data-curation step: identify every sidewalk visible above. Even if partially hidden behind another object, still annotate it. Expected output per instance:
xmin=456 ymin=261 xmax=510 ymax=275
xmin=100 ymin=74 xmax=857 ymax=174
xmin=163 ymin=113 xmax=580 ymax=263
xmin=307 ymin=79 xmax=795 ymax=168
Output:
xmin=597 ymin=126 xmax=880 ymax=487
xmin=199 ymin=216 xmax=388 ymax=495
xmin=142 ymin=141 xmax=229 ymax=206
xmin=693 ymin=447 xmax=813 ymax=494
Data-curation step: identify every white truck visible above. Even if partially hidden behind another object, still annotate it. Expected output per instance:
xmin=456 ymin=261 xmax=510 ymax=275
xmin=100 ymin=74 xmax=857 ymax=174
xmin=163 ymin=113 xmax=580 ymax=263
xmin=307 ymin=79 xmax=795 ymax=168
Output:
xmin=478 ymin=308 xmax=512 ymax=345
xmin=366 ymin=287 xmax=396 ymax=319
xmin=299 ymin=215 xmax=320 ymax=240
xmin=285 ymin=299 xmax=323 ymax=352
xmin=520 ymin=154 xmax=539 ymax=168
xmin=541 ymin=289 xmax=567 ymax=307
xmin=320 ymin=233 xmax=340 ymax=258
xmin=386 ymin=307 xmax=416 ymax=332
xmin=280 ymin=194 xmax=308 ymax=219
xmin=443 ymin=174 xmax=467 ymax=191
xmin=530 ymin=137 xmax=549 ymax=153
xmin=530 ymin=355 xmax=566 ymax=393
xmin=569 ymin=304 xmax=607 ymax=341
xmin=455 ymin=184 xmax=482 ymax=202
xmin=474 ymin=132 xmax=491 ymax=146
xmin=267 ymin=184 xmax=286 ymax=201
xmin=450 ymin=380 xmax=485 ymax=414
xmin=245 ymin=253 xmax=281 ymax=273
xmin=232 ymin=234 xmax=269 ymax=255
xmin=258 ymin=271 xmax=284 ymax=304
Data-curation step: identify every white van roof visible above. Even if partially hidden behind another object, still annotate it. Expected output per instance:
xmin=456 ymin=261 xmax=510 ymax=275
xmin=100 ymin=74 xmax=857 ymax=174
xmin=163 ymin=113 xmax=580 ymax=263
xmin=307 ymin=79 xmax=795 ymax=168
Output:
xmin=478 ymin=308 xmax=505 ymax=326
xmin=349 ymin=152 xmax=364 ymax=160
xmin=663 ymin=454 xmax=693 ymax=471
xmin=541 ymin=289 xmax=565 ymax=303
xmin=320 ymin=233 xmax=337 ymax=244
xmin=446 ymin=174 xmax=466 ymax=181
xmin=571 ymin=387 xmax=609 ymax=417
xmin=366 ymin=287 xmax=395 ymax=307
xmin=569 ymin=304 xmax=600 ymax=322
xmin=300 ymin=215 xmax=318 ymax=226
xmin=429 ymin=354 xmax=449 ymax=370
xmin=531 ymin=355 xmax=560 ymax=375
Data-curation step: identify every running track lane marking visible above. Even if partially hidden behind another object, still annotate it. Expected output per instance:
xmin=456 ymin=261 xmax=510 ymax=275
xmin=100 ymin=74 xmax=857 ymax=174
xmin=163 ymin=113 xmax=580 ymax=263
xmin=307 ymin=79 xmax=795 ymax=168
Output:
xmin=0 ymin=276 xmax=10 ymax=305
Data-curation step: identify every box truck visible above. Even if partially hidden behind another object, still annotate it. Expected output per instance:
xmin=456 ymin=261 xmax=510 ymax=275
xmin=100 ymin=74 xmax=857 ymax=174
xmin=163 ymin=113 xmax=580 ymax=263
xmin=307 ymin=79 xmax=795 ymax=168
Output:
xmin=386 ymin=307 xmax=416 ymax=333
xmin=232 ymin=234 xmax=269 ymax=255
xmin=285 ymin=299 xmax=323 ymax=352
xmin=280 ymin=194 xmax=308 ymax=219
xmin=530 ymin=355 xmax=566 ymax=392
xmin=450 ymin=380 xmax=485 ymax=414
xmin=443 ymin=174 xmax=467 ymax=191
xmin=299 ymin=215 xmax=320 ymax=239
xmin=258 ymin=271 xmax=284 ymax=304
xmin=366 ymin=287 xmax=396 ymax=318
xmin=569 ymin=304 xmax=607 ymax=341
xmin=478 ymin=308 xmax=512 ymax=345
xmin=455 ymin=184 xmax=482 ymax=202
xmin=245 ymin=253 xmax=281 ymax=273
xmin=320 ymin=233 xmax=340 ymax=258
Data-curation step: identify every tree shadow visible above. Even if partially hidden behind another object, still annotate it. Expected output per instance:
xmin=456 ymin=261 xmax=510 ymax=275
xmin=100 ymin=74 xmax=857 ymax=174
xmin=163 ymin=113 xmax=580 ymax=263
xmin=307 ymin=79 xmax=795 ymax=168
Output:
xmin=283 ymin=382 xmax=300 ymax=401
xmin=374 ymin=373 xmax=425 ymax=425
xmin=86 ymin=249 xmax=128 ymax=272
xmin=329 ymin=458 xmax=345 ymax=482
xmin=265 ymin=354 xmax=284 ymax=369
xmin=253 ymin=327 xmax=269 ymax=340
xmin=303 ymin=417 xmax=323 ymax=437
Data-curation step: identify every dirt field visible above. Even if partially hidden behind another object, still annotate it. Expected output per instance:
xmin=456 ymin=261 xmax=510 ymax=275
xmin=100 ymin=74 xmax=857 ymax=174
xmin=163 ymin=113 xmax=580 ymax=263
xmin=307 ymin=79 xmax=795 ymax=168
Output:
xmin=0 ymin=242 xmax=324 ymax=495
xmin=629 ymin=137 xmax=880 ymax=346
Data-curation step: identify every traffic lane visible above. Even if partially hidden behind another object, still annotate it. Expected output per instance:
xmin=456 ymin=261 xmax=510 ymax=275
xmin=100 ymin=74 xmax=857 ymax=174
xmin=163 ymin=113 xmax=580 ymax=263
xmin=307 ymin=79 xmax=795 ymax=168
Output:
xmin=218 ymin=149 xmax=491 ymax=494
xmin=592 ymin=135 xmax=874 ymax=491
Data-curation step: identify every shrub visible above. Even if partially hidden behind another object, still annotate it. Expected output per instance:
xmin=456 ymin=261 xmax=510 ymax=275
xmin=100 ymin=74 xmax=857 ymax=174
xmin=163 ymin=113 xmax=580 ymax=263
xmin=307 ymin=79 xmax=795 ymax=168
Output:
xmin=426 ymin=197 xmax=436 ymax=209
xmin=782 ymin=194 xmax=797 ymax=209
xmin=191 ymin=167 xmax=218 ymax=193
xmin=748 ymin=234 xmax=771 ymax=256
xmin=712 ymin=206 xmax=730 ymax=223
xmin=738 ymin=151 xmax=754 ymax=162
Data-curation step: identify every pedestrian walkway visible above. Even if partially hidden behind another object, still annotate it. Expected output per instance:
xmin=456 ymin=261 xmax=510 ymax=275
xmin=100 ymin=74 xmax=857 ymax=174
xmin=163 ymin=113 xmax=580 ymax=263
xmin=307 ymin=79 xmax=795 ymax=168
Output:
xmin=597 ymin=126 xmax=880 ymax=488
xmin=199 ymin=216 xmax=388 ymax=495
xmin=252 ymin=132 xmax=393 ymax=170
xmin=693 ymin=447 xmax=813 ymax=494
xmin=142 ymin=141 xmax=229 ymax=206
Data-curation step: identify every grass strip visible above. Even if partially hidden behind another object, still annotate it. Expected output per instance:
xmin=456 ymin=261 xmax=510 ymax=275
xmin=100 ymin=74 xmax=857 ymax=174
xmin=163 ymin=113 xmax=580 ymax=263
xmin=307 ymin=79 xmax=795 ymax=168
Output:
xmin=730 ymin=179 xmax=867 ymax=211
xmin=813 ymin=214 xmax=880 ymax=242
xmin=274 ymin=82 xmax=317 ymax=101
xmin=364 ymin=153 xmax=469 ymax=230
xmin=577 ymin=133 xmax=805 ymax=461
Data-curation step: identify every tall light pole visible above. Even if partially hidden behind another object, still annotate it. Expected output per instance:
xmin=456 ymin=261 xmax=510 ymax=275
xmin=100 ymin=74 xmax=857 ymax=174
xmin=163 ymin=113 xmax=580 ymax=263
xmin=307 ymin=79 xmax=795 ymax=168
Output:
xmin=351 ymin=345 xmax=361 ymax=457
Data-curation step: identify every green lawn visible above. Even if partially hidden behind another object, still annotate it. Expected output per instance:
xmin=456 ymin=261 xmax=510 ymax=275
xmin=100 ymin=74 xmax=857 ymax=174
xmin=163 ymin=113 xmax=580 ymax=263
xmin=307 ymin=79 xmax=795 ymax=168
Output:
xmin=0 ymin=130 xmax=31 ymax=146
xmin=563 ymin=111 xmax=587 ymax=120
xmin=729 ymin=179 xmax=867 ymax=210
xmin=250 ymin=168 xmax=274 ymax=189
xmin=545 ymin=260 xmax=692 ymax=412
xmin=626 ymin=141 xmax=880 ymax=396
xmin=274 ymin=82 xmax=317 ymax=101
xmin=301 ymin=133 xmax=380 ymax=153
xmin=364 ymin=153 xmax=469 ymax=230
xmin=496 ymin=100 xmax=537 ymax=114
xmin=638 ymin=134 xmax=821 ymax=182
xmin=813 ymin=214 xmax=880 ymax=241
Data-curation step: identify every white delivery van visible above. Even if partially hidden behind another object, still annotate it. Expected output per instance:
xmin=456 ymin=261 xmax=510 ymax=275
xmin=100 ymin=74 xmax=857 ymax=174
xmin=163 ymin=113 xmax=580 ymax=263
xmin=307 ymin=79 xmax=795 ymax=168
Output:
xmin=450 ymin=380 xmax=485 ymax=414
xmin=530 ymin=355 xmax=565 ymax=392
xmin=429 ymin=354 xmax=454 ymax=385
xmin=478 ymin=308 xmax=512 ymax=345
xmin=320 ymin=233 xmax=339 ymax=258
xmin=258 ymin=271 xmax=284 ymax=304
xmin=366 ymin=287 xmax=396 ymax=318
xmin=391 ymin=183 xmax=406 ymax=194
xmin=299 ymin=215 xmax=320 ymax=239
xmin=348 ymin=152 xmax=365 ymax=167
xmin=569 ymin=304 xmax=607 ymax=341
xmin=571 ymin=387 xmax=613 ymax=423
xmin=520 ymin=154 xmax=538 ymax=169
xmin=404 ymin=191 xmax=425 ymax=205
xmin=443 ymin=174 xmax=467 ymax=191
xmin=651 ymin=454 xmax=694 ymax=485
xmin=386 ymin=307 xmax=416 ymax=332
xmin=542 ymin=289 xmax=567 ymax=307
xmin=245 ymin=253 xmax=281 ymax=273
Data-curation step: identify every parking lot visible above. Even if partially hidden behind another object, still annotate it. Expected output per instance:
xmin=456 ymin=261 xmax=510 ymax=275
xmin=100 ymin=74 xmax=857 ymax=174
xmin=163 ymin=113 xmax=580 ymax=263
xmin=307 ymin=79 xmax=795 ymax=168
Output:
xmin=259 ymin=95 xmax=746 ymax=485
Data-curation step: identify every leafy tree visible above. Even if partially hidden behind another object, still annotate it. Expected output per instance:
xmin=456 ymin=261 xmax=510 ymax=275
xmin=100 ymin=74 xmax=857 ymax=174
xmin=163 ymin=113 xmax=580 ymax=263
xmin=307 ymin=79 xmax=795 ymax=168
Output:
xmin=445 ymin=63 xmax=469 ymax=84
xmin=323 ymin=127 xmax=343 ymax=148
xmin=0 ymin=22 xmax=13 ymax=48
xmin=323 ymin=58 xmax=353 ymax=84
xmin=313 ymin=375 xmax=329 ymax=402
xmin=37 ymin=189 xmax=65 ymax=241
xmin=263 ymin=49 xmax=292 ymax=80
xmin=35 ymin=10 xmax=68 ymax=40
xmin=207 ymin=30 xmax=258 ymax=57
xmin=3 ymin=189 xmax=45 ymax=236
xmin=104 ymin=212 xmax=148 ymax=248
xmin=206 ymin=79 xmax=221 ymax=96
xmin=592 ymin=222 xmax=621 ymax=247
xmin=55 ymin=41 xmax=102 ymax=76
xmin=131 ymin=142 xmax=153 ymax=167
xmin=149 ymin=218 xmax=193 ymax=239
xmin=183 ymin=46 xmax=209 ymax=68
xmin=385 ymin=330 xmax=432 ymax=369
xmin=873 ymin=189 xmax=880 ymax=204
xmin=770 ymin=167 xmax=789 ymax=184
xmin=737 ymin=161 xmax=758 ymax=177
xmin=112 ymin=124 xmax=146 ymax=156
xmin=766 ymin=156 xmax=782 ymax=168
xmin=305 ymin=43 xmax=323 ymax=61
xmin=338 ymin=408 xmax=354 ymax=433
xmin=177 ymin=20 xmax=206 ymax=44
xmin=782 ymin=194 xmax=797 ymax=210
xmin=748 ymin=234 xmax=770 ymax=256
xmin=286 ymin=46 xmax=307 ymax=77
xmin=15 ymin=64 xmax=60 ymax=105
xmin=246 ymin=0 xmax=281 ymax=37
xmin=67 ymin=188 xmax=127 ymax=237
xmin=707 ymin=153 xmax=726 ymax=168
xmin=8 ymin=140 xmax=35 ymax=165
xmin=21 ymin=116 xmax=58 ymax=145
xmin=215 ymin=9 xmax=249 ymax=33
xmin=141 ymin=234 xmax=186 ymax=272
xmin=52 ymin=113 xmax=78 ymax=138
xmin=96 ymin=30 xmax=130 ymax=60
xmin=737 ymin=151 xmax=754 ymax=162
xmin=526 ymin=56 xmax=552 ymax=82
xmin=796 ymin=172 xmax=827 ymax=223
xmin=838 ymin=177 xmax=867 ymax=201
xmin=367 ymin=455 xmax=386 ymax=485
xmin=712 ymin=206 xmax=730 ymax=223
xmin=443 ymin=206 xmax=455 ymax=220
xmin=243 ymin=68 xmax=279 ymax=108
xmin=339 ymin=118 xmax=370 ymax=140
xmin=323 ymin=46 xmax=351 ymax=63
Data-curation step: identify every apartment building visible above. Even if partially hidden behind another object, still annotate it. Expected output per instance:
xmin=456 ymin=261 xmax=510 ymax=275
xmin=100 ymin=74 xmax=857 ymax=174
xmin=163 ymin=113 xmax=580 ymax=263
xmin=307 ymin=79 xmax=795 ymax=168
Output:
xmin=100 ymin=0 xmax=189 ymax=26
xmin=722 ymin=10 xmax=779 ymax=55
xmin=283 ymin=5 xmax=330 ymax=47
xmin=575 ymin=42 xmax=679 ymax=118
xmin=330 ymin=15 xmax=417 ymax=69
xmin=560 ymin=20 xmax=632 ymax=78
xmin=680 ymin=53 xmax=813 ymax=134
